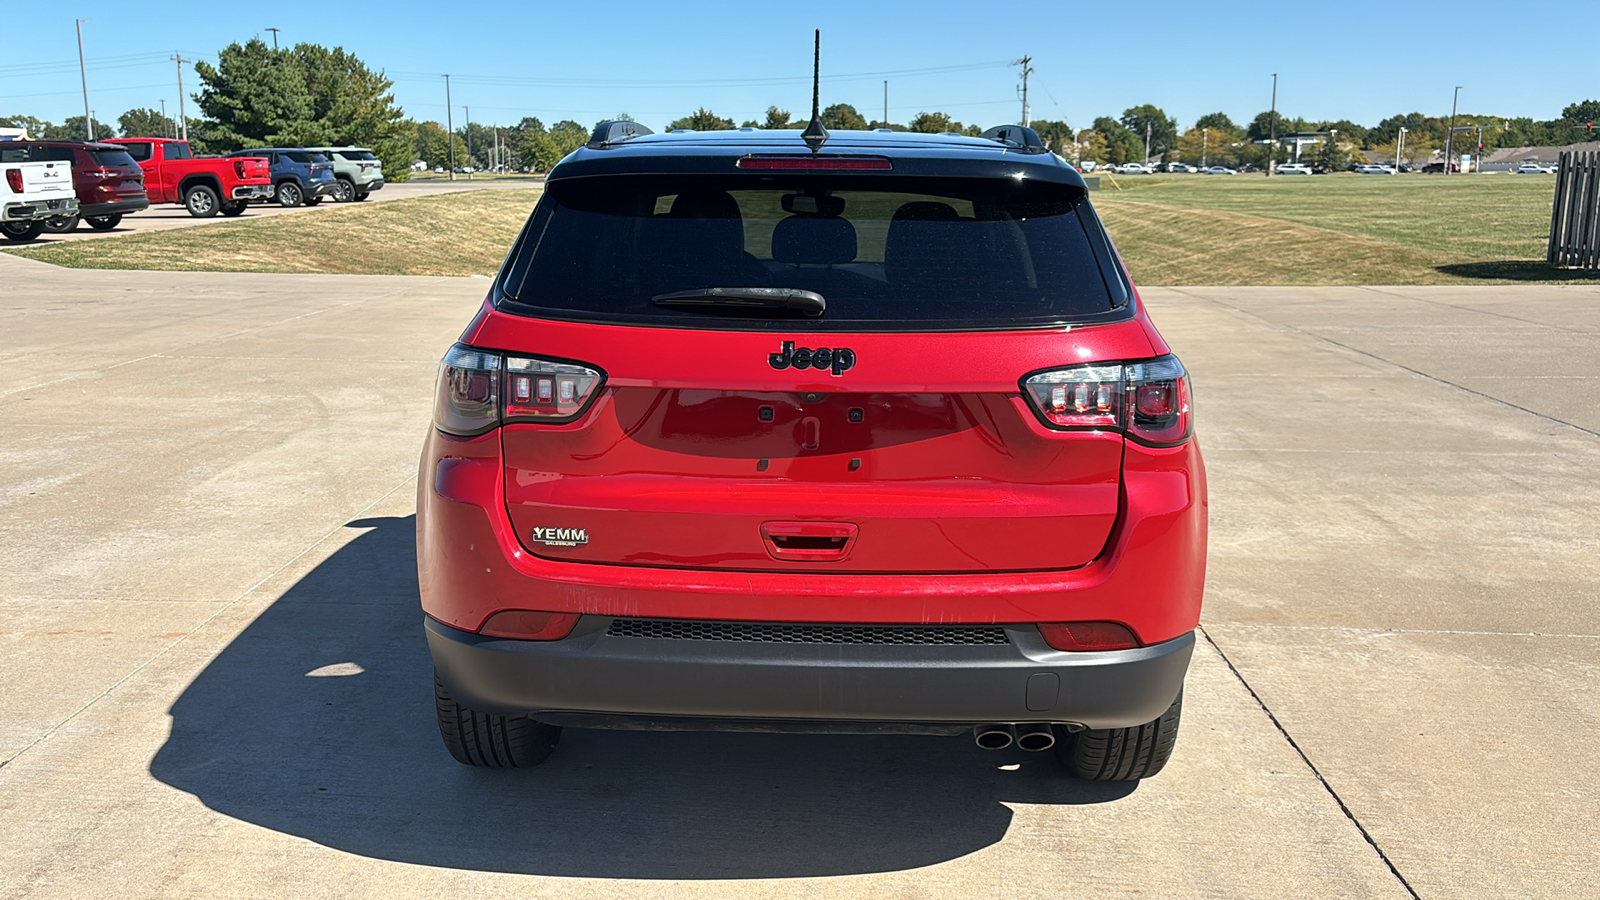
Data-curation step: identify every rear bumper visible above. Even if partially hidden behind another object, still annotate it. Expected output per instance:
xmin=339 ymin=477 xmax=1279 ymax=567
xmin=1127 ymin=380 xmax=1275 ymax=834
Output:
xmin=427 ymin=616 xmax=1194 ymax=730
xmin=231 ymin=184 xmax=273 ymax=201
xmin=79 ymin=197 xmax=149 ymax=218
xmin=309 ymin=179 xmax=339 ymax=197
xmin=3 ymin=197 xmax=79 ymax=221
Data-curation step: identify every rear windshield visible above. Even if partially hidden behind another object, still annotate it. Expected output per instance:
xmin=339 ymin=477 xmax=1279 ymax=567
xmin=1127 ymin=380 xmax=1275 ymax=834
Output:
xmin=1 ymin=145 xmax=71 ymax=162
xmin=284 ymin=151 xmax=322 ymax=163
xmin=337 ymin=150 xmax=377 ymax=161
xmin=498 ymin=175 xmax=1125 ymax=331
xmin=120 ymin=142 xmax=153 ymax=161
xmin=90 ymin=149 xmax=137 ymax=168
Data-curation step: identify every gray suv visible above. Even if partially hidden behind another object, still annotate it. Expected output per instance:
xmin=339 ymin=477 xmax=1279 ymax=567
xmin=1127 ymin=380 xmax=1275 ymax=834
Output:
xmin=304 ymin=147 xmax=385 ymax=202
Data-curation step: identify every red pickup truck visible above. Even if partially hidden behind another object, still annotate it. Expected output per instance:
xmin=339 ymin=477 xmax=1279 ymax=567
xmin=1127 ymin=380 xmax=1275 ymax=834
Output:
xmin=105 ymin=138 xmax=272 ymax=217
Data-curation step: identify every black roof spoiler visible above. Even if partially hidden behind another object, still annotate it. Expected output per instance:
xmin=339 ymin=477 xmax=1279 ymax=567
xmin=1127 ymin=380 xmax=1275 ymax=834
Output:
xmin=979 ymin=125 xmax=1049 ymax=153
xmin=587 ymin=120 xmax=654 ymax=149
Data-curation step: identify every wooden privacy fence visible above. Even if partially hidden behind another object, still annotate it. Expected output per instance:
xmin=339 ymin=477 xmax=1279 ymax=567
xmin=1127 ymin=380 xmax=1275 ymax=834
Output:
xmin=1549 ymin=151 xmax=1600 ymax=270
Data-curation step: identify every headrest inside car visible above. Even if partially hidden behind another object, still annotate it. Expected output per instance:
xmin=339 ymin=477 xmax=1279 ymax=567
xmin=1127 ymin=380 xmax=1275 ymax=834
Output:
xmin=772 ymin=216 xmax=858 ymax=265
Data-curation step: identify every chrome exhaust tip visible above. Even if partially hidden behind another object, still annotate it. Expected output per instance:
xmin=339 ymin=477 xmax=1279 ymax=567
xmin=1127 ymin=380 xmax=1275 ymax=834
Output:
xmin=973 ymin=725 xmax=1016 ymax=750
xmin=1015 ymin=724 xmax=1056 ymax=752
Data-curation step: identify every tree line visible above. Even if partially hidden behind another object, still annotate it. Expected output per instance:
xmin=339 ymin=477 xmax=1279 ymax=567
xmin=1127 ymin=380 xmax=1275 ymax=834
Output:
xmin=6 ymin=42 xmax=1596 ymax=177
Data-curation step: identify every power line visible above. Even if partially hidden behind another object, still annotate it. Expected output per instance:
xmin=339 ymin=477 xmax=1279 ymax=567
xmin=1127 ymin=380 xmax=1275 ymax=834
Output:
xmin=388 ymin=59 xmax=1010 ymax=90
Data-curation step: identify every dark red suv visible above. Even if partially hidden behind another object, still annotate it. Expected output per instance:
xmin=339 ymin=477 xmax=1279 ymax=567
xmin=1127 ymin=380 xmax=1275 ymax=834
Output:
xmin=5 ymin=141 xmax=148 ymax=232
xmin=420 ymin=122 xmax=1206 ymax=781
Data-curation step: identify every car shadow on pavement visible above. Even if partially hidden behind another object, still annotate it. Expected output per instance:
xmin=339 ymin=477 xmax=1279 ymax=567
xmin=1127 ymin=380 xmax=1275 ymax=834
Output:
xmin=151 ymin=515 xmax=1134 ymax=879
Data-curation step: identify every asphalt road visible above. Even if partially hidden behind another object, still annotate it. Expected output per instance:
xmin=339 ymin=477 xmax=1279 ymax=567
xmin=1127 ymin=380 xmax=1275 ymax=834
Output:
xmin=17 ymin=177 xmax=541 ymax=245
xmin=1 ymin=253 xmax=1595 ymax=898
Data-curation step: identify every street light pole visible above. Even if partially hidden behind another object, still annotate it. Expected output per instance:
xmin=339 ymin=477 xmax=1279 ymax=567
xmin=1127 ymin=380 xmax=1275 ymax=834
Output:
xmin=443 ymin=75 xmax=455 ymax=181
xmin=1444 ymin=86 xmax=1462 ymax=175
xmin=1396 ymin=126 xmax=1407 ymax=169
xmin=76 ymin=19 xmax=92 ymax=140
xmin=1268 ymin=73 xmax=1278 ymax=176
xmin=171 ymin=53 xmax=191 ymax=142
xmin=266 ymin=27 xmax=280 ymax=51
xmin=1203 ymin=127 xmax=1208 ymax=168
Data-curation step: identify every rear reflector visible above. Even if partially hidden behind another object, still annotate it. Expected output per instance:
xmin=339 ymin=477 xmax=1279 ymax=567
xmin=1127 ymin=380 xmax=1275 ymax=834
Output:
xmin=478 ymin=610 xmax=580 ymax=640
xmin=1038 ymin=622 xmax=1141 ymax=651
xmin=736 ymin=155 xmax=893 ymax=170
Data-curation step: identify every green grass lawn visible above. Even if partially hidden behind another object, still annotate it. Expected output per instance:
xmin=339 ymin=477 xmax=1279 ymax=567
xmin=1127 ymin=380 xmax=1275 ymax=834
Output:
xmin=7 ymin=173 xmax=1595 ymax=285
xmin=1094 ymin=172 xmax=1592 ymax=284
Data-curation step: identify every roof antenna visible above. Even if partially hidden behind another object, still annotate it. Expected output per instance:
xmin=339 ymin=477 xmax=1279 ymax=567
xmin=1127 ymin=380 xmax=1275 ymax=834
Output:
xmin=801 ymin=29 xmax=829 ymax=152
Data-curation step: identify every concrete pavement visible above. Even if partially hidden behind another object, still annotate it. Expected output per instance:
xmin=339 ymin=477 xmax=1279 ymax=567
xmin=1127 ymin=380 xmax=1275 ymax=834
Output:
xmin=1 ymin=253 xmax=1595 ymax=898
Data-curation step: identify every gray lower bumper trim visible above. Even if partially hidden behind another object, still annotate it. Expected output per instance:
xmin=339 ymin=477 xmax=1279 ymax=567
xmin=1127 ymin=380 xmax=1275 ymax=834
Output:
xmin=426 ymin=617 xmax=1194 ymax=730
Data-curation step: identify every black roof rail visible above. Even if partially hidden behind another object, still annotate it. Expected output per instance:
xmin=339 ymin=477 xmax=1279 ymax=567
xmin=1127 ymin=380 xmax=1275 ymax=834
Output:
xmin=980 ymin=125 xmax=1049 ymax=153
xmin=587 ymin=120 xmax=653 ymax=149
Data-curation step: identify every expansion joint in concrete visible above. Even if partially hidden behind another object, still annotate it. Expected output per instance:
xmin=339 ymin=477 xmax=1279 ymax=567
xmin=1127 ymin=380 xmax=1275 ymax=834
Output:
xmin=1197 ymin=625 xmax=1423 ymax=900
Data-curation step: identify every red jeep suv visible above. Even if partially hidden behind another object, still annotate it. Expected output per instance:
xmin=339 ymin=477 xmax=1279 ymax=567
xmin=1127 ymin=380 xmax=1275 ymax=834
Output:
xmin=419 ymin=121 xmax=1206 ymax=781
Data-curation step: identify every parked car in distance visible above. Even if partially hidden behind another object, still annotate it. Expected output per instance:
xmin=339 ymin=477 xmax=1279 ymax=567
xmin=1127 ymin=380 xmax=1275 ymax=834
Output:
xmin=0 ymin=157 xmax=79 ymax=241
xmin=1113 ymin=162 xmax=1155 ymax=174
xmin=1202 ymin=166 xmax=1237 ymax=175
xmin=5 ymin=140 xmax=149 ymax=233
xmin=227 ymin=148 xmax=337 ymax=207
xmin=1354 ymin=164 xmax=1396 ymax=175
xmin=1516 ymin=161 xmax=1556 ymax=174
xmin=1421 ymin=162 xmax=1459 ymax=174
xmin=420 ymin=123 xmax=1206 ymax=781
xmin=303 ymin=146 xmax=385 ymax=202
xmin=1275 ymin=163 xmax=1313 ymax=175
xmin=105 ymin=138 xmax=272 ymax=217
xmin=1160 ymin=163 xmax=1197 ymax=173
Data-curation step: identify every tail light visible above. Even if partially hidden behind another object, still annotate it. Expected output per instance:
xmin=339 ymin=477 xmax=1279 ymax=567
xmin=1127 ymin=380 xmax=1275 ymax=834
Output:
xmin=504 ymin=356 xmax=604 ymax=422
xmin=433 ymin=343 xmax=604 ymax=435
xmin=1022 ymin=354 xmax=1192 ymax=446
xmin=233 ymin=160 xmax=249 ymax=179
xmin=1038 ymin=622 xmax=1141 ymax=651
xmin=5 ymin=169 xmax=21 ymax=194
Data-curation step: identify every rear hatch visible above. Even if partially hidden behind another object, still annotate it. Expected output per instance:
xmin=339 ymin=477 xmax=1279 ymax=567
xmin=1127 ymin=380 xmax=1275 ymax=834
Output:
xmin=487 ymin=167 xmax=1144 ymax=574
xmin=18 ymin=161 xmax=75 ymax=200
xmin=85 ymin=148 xmax=146 ymax=200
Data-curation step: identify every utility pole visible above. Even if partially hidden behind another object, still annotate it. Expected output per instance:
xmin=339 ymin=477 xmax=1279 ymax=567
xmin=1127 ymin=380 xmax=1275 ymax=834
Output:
xmin=1267 ymin=73 xmax=1278 ymax=176
xmin=443 ymin=75 xmax=455 ymax=181
xmin=1396 ymin=126 xmax=1407 ymax=168
xmin=1013 ymin=55 xmax=1033 ymax=126
xmin=266 ymin=27 xmax=280 ymax=51
xmin=1203 ymin=127 xmax=1209 ymax=167
xmin=76 ymin=19 xmax=92 ymax=139
xmin=883 ymin=80 xmax=888 ymax=125
xmin=1444 ymin=85 xmax=1462 ymax=175
xmin=465 ymin=105 xmax=472 ymax=178
xmin=1144 ymin=121 xmax=1152 ymax=163
xmin=172 ymin=53 xmax=191 ymax=142
xmin=160 ymin=99 xmax=167 ymax=137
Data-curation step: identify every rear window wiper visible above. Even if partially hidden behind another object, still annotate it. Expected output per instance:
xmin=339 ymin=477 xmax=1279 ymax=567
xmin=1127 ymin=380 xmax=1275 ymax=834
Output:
xmin=651 ymin=287 xmax=826 ymax=317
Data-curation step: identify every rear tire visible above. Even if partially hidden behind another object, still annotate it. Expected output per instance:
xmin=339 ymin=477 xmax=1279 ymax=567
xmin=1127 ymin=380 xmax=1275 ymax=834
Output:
xmin=43 ymin=215 xmax=80 ymax=234
xmin=352 ymin=190 xmax=370 ymax=202
xmin=219 ymin=202 xmax=246 ymax=217
xmin=276 ymin=181 xmax=304 ymax=208
xmin=333 ymin=179 xmax=355 ymax=202
xmin=1 ymin=221 xmax=46 ymax=242
xmin=303 ymin=196 xmax=322 ymax=206
xmin=85 ymin=214 xmax=122 ymax=230
xmin=434 ymin=674 xmax=561 ymax=768
xmin=184 ymin=185 xmax=220 ymax=217
xmin=1054 ymin=691 xmax=1183 ymax=781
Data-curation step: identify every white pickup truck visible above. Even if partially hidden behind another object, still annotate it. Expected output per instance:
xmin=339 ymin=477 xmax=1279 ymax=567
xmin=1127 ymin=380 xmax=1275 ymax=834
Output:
xmin=1 ymin=159 xmax=80 ymax=242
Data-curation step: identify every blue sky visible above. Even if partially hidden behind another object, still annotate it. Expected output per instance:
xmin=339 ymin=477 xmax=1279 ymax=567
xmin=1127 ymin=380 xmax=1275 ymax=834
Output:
xmin=3 ymin=1 xmax=1594 ymax=134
